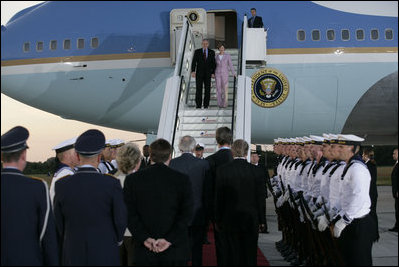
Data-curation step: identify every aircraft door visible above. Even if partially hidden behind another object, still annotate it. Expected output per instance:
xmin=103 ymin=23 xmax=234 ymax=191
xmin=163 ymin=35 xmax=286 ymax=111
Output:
xmin=170 ymin=8 xmax=207 ymax=64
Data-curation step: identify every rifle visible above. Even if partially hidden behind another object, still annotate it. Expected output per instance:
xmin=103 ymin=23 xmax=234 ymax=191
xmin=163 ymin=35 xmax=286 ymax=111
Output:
xmin=298 ymin=192 xmax=328 ymax=265
xmin=321 ymin=197 xmax=345 ymax=266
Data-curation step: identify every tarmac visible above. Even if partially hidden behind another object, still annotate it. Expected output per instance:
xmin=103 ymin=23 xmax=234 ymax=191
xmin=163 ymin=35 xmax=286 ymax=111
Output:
xmin=258 ymin=186 xmax=398 ymax=266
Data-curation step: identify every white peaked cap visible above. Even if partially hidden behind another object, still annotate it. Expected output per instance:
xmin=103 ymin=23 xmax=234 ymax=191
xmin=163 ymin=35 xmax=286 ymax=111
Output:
xmin=337 ymin=134 xmax=365 ymax=143
xmin=196 ymin=142 xmax=205 ymax=148
xmin=310 ymin=135 xmax=324 ymax=142
xmin=329 ymin=134 xmax=338 ymax=140
xmin=302 ymin=136 xmax=312 ymax=142
xmin=322 ymin=133 xmax=330 ymax=140
xmin=52 ymin=137 xmax=77 ymax=151
xmin=115 ymin=139 xmax=125 ymax=145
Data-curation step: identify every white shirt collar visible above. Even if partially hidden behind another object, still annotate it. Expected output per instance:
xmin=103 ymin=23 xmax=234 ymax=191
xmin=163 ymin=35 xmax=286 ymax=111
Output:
xmin=234 ymin=157 xmax=246 ymax=160
xmin=219 ymin=146 xmax=231 ymax=150
xmin=80 ymin=164 xmax=97 ymax=168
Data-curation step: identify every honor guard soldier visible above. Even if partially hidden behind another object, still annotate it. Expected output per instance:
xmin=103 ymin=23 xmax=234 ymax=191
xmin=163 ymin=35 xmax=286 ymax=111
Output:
xmin=110 ymin=139 xmax=125 ymax=169
xmin=49 ymin=137 xmax=78 ymax=204
xmin=1 ymin=126 xmax=59 ymax=266
xmin=98 ymin=139 xmax=117 ymax=174
xmin=53 ymin=129 xmax=127 ymax=266
xmin=331 ymin=134 xmax=374 ymax=266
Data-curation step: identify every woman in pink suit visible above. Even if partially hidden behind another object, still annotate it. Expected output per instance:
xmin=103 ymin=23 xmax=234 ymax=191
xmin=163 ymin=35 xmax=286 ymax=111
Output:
xmin=215 ymin=43 xmax=236 ymax=108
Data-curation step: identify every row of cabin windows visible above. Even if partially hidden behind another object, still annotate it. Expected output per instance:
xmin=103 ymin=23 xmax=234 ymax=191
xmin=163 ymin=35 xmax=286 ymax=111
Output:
xmin=297 ymin=29 xmax=394 ymax=41
xmin=23 ymin=37 xmax=99 ymax=52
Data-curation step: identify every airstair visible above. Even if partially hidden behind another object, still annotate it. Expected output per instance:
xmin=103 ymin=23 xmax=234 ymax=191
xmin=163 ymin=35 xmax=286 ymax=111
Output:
xmin=157 ymin=16 xmax=252 ymax=159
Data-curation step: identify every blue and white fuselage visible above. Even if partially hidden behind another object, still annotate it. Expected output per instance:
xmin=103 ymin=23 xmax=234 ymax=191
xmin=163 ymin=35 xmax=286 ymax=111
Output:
xmin=1 ymin=1 xmax=398 ymax=144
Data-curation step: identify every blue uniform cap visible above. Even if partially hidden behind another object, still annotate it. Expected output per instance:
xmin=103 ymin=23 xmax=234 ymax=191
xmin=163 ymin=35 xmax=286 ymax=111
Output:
xmin=75 ymin=129 xmax=105 ymax=156
xmin=1 ymin=126 xmax=29 ymax=153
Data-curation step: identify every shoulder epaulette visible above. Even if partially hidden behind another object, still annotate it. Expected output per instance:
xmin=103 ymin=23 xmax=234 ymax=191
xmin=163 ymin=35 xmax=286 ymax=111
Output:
xmin=28 ymin=176 xmax=44 ymax=182
xmin=55 ymin=174 xmax=71 ymax=182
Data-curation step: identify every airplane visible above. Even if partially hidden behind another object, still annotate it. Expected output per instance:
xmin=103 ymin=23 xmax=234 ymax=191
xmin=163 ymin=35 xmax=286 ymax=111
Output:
xmin=1 ymin=1 xmax=398 ymax=148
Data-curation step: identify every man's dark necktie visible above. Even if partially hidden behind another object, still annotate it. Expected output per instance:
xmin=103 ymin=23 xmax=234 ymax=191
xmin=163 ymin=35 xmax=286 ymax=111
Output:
xmin=203 ymin=49 xmax=207 ymax=61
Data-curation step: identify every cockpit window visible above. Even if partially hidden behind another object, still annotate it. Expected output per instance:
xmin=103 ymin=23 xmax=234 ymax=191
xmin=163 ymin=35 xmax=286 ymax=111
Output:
xmin=63 ymin=39 xmax=71 ymax=50
xmin=23 ymin=42 xmax=30 ymax=52
xmin=36 ymin=41 xmax=44 ymax=52
xmin=77 ymin=38 xmax=85 ymax=49
xmin=91 ymin=37 xmax=99 ymax=48
xmin=50 ymin=40 xmax=57 ymax=50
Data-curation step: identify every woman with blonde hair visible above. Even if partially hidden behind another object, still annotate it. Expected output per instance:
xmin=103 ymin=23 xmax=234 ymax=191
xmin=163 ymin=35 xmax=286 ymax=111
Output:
xmin=115 ymin=142 xmax=142 ymax=266
xmin=215 ymin=42 xmax=236 ymax=108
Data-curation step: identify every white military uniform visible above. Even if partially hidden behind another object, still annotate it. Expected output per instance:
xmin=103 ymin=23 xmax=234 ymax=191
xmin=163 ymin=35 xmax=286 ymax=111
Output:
xmin=49 ymin=137 xmax=77 ymax=205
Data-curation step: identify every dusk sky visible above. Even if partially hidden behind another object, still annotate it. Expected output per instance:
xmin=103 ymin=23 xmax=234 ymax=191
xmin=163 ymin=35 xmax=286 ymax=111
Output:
xmin=1 ymin=1 xmax=146 ymax=162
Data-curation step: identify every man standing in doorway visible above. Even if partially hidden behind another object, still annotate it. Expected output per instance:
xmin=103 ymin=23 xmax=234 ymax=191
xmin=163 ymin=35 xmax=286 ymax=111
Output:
xmin=389 ymin=148 xmax=398 ymax=232
xmin=248 ymin=8 xmax=264 ymax=28
xmin=192 ymin=39 xmax=216 ymax=109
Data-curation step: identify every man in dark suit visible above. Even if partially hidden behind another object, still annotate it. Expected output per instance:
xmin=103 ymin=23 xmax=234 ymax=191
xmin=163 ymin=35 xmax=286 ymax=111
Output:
xmin=54 ymin=129 xmax=127 ymax=266
xmin=170 ymin=136 xmax=210 ymax=266
xmin=124 ymin=139 xmax=193 ymax=266
xmin=363 ymin=147 xmax=379 ymax=241
xmin=191 ymin=38 xmax=216 ymax=109
xmin=250 ymin=151 xmax=269 ymax=233
xmin=248 ymin=8 xmax=264 ymax=28
xmin=389 ymin=148 xmax=398 ymax=232
xmin=1 ymin=126 xmax=59 ymax=266
xmin=215 ymin=140 xmax=266 ymax=266
xmin=205 ymin=127 xmax=234 ymax=265
xmin=140 ymin=144 xmax=150 ymax=170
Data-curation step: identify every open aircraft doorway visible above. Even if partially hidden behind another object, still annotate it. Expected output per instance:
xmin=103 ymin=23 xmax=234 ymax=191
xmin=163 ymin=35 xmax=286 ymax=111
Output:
xmin=207 ymin=10 xmax=238 ymax=49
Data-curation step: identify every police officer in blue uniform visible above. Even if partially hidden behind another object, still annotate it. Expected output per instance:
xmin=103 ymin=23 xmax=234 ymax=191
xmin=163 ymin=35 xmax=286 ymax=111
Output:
xmin=53 ymin=129 xmax=127 ymax=266
xmin=1 ymin=126 xmax=59 ymax=266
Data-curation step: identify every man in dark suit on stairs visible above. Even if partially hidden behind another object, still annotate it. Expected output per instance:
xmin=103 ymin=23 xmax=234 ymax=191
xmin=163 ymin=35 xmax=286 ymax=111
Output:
xmin=191 ymin=38 xmax=216 ymax=109
xmin=170 ymin=136 xmax=210 ymax=266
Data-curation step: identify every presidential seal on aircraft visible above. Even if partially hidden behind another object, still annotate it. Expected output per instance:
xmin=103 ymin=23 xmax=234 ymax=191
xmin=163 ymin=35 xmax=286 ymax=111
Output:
xmin=251 ymin=68 xmax=289 ymax=108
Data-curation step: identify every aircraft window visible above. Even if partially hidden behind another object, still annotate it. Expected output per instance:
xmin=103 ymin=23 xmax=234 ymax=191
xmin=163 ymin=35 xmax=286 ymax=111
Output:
xmin=91 ymin=37 xmax=99 ymax=48
xmin=77 ymin=38 xmax=85 ymax=49
xmin=311 ymin=30 xmax=320 ymax=41
xmin=371 ymin=29 xmax=379 ymax=40
xmin=297 ymin=30 xmax=305 ymax=41
xmin=341 ymin=29 xmax=350 ymax=41
xmin=50 ymin=40 xmax=57 ymax=50
xmin=326 ymin=29 xmax=335 ymax=41
xmin=36 ymin=41 xmax=44 ymax=51
xmin=356 ymin=29 xmax=365 ymax=40
xmin=385 ymin=29 xmax=393 ymax=40
xmin=23 ymin=42 xmax=30 ymax=52
xmin=63 ymin=39 xmax=71 ymax=50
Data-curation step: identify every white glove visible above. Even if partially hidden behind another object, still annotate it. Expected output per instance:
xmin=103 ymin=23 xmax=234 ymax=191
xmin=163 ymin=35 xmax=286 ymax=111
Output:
xmin=333 ymin=218 xmax=348 ymax=238
xmin=283 ymin=190 xmax=290 ymax=201
xmin=317 ymin=214 xmax=329 ymax=232
xmin=117 ymin=240 xmax=123 ymax=246
xmin=298 ymin=208 xmax=305 ymax=223
xmin=276 ymin=195 xmax=285 ymax=208
xmin=312 ymin=208 xmax=325 ymax=219
xmin=315 ymin=195 xmax=323 ymax=206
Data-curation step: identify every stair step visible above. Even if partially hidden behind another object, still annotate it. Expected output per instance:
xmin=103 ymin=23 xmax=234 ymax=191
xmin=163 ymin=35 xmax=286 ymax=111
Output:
xmin=179 ymin=129 xmax=217 ymax=138
xmin=187 ymin=100 xmax=233 ymax=107
xmin=180 ymin=116 xmax=232 ymax=124
xmin=179 ymin=123 xmax=231 ymax=131
xmin=182 ymin=109 xmax=232 ymax=116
